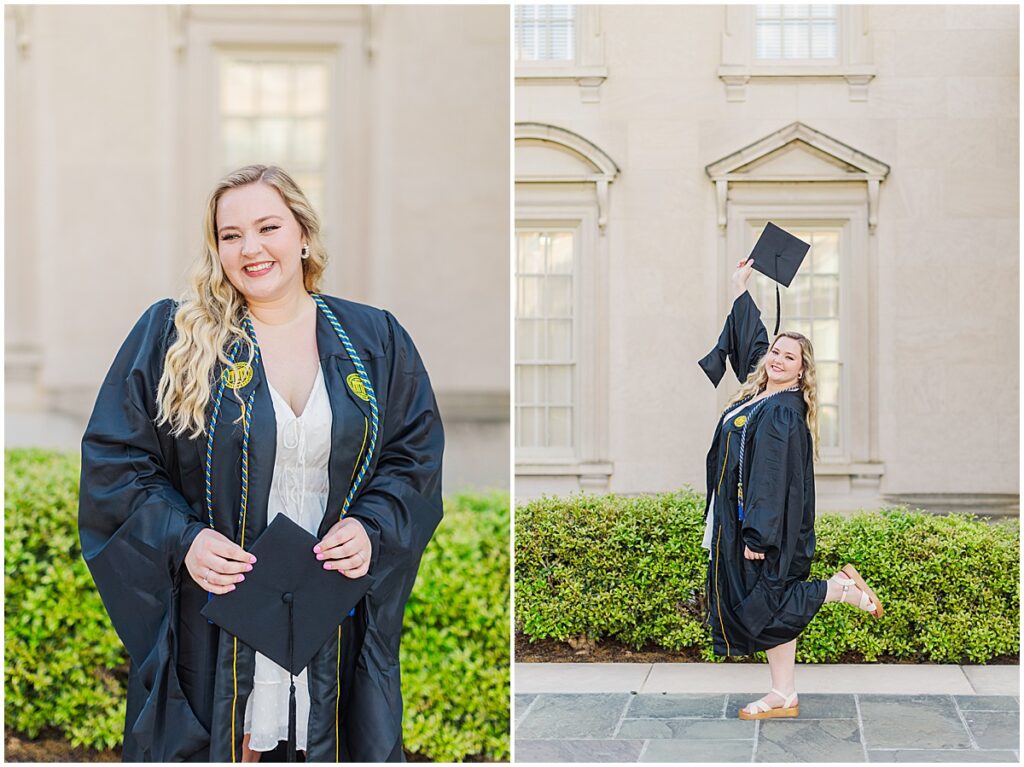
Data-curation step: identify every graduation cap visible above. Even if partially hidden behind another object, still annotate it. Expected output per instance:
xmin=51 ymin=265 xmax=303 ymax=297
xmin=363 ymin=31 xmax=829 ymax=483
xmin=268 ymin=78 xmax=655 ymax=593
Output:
xmin=201 ymin=514 xmax=373 ymax=760
xmin=749 ymin=222 xmax=811 ymax=335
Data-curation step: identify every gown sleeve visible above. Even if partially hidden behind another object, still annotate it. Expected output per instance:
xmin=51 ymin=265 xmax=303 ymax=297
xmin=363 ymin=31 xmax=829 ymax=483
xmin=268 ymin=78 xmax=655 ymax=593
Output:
xmin=78 ymin=299 xmax=207 ymax=665
xmin=345 ymin=311 xmax=444 ymax=603
xmin=740 ymin=405 xmax=806 ymax=556
xmin=697 ymin=291 xmax=770 ymax=387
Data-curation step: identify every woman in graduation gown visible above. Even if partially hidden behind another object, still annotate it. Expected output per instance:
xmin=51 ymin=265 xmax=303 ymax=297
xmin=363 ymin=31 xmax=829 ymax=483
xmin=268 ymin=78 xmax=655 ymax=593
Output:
xmin=78 ymin=165 xmax=444 ymax=761
xmin=696 ymin=258 xmax=883 ymax=720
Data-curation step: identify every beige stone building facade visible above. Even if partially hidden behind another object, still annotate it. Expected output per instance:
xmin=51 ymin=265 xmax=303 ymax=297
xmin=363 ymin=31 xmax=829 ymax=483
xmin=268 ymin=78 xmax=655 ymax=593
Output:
xmin=514 ymin=5 xmax=1019 ymax=513
xmin=5 ymin=5 xmax=510 ymax=492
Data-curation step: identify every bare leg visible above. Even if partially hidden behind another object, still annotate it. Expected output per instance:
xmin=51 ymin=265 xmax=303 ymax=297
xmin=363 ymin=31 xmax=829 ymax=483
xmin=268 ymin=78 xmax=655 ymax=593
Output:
xmin=766 ymin=639 xmax=797 ymax=697
xmin=742 ymin=639 xmax=797 ymax=714
xmin=242 ymin=734 xmax=261 ymax=763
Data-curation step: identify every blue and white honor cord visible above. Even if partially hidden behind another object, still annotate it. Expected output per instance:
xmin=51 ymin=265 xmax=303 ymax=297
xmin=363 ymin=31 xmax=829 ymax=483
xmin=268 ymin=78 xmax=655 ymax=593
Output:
xmin=203 ymin=295 xmax=379 ymax=574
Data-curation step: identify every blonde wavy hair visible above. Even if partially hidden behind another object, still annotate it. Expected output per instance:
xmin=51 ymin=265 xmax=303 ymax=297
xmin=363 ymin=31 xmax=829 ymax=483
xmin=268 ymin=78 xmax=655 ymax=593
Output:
xmin=156 ymin=165 xmax=328 ymax=438
xmin=727 ymin=332 xmax=820 ymax=459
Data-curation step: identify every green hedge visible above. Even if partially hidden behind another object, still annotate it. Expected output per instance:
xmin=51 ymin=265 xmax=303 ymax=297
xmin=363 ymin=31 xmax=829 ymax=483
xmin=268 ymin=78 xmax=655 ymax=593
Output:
xmin=516 ymin=490 xmax=1019 ymax=664
xmin=4 ymin=449 xmax=509 ymax=762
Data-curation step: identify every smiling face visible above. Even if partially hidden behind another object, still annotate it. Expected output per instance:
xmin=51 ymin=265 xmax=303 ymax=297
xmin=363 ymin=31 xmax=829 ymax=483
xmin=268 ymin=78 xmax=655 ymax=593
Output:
xmin=765 ymin=335 xmax=804 ymax=388
xmin=215 ymin=181 xmax=307 ymax=304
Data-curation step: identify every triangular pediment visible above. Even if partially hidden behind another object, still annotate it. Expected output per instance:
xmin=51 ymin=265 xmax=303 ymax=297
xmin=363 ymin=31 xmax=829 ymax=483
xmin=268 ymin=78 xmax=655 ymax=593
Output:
xmin=706 ymin=122 xmax=889 ymax=182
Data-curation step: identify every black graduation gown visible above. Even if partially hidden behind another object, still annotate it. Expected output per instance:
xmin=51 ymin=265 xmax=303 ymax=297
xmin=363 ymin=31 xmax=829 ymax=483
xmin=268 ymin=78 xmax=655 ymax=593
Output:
xmin=697 ymin=292 xmax=826 ymax=656
xmin=78 ymin=294 xmax=444 ymax=762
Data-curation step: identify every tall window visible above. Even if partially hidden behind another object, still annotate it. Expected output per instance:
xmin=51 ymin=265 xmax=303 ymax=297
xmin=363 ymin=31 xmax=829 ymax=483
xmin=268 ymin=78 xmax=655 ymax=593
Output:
xmin=748 ymin=227 xmax=842 ymax=450
xmin=755 ymin=5 xmax=838 ymax=61
xmin=516 ymin=228 xmax=576 ymax=454
xmin=515 ymin=5 xmax=576 ymax=62
xmin=219 ymin=53 xmax=331 ymax=214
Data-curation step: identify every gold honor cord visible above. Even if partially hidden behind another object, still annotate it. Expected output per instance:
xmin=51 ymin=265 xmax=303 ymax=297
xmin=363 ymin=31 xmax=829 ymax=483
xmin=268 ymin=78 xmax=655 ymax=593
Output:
xmin=714 ymin=525 xmax=731 ymax=655
xmin=336 ymin=626 xmax=342 ymax=762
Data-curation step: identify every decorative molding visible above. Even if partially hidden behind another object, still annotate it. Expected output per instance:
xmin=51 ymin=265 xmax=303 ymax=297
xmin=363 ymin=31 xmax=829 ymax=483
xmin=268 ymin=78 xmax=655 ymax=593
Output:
xmin=514 ymin=66 xmax=609 ymax=103
xmin=705 ymin=122 xmax=890 ymax=231
xmin=515 ymin=122 xmax=620 ymax=232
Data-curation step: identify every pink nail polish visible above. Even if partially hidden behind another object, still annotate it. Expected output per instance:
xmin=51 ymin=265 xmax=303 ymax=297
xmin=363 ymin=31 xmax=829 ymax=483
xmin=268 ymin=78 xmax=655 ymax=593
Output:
xmin=245 ymin=564 xmax=253 ymax=572
xmin=230 ymin=585 xmax=236 ymax=591
xmin=250 ymin=556 xmax=257 ymax=563
xmin=238 ymin=575 xmax=245 ymax=582
xmin=316 ymin=554 xmax=324 ymax=560
xmin=313 ymin=545 xmax=321 ymax=554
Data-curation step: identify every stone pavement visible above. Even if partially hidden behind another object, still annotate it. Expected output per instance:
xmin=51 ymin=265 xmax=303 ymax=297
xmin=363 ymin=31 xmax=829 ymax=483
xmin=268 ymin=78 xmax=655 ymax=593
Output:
xmin=514 ymin=664 xmax=1020 ymax=763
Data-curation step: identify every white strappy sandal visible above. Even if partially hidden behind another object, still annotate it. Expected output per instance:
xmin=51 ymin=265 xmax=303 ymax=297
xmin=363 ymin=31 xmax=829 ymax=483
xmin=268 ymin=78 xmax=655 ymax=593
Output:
xmin=830 ymin=563 xmax=884 ymax=619
xmin=738 ymin=688 xmax=799 ymax=720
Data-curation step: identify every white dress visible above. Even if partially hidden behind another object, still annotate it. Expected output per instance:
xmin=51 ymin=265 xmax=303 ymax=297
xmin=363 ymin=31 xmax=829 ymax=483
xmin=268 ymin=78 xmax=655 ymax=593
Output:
xmin=244 ymin=365 xmax=332 ymax=753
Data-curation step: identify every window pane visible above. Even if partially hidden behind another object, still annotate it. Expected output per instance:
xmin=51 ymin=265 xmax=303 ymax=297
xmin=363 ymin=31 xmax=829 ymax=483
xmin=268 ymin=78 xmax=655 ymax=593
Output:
xmin=222 ymin=118 xmax=255 ymax=168
xmin=517 ymin=276 xmax=544 ymax=318
xmin=813 ymin=319 xmax=839 ymax=359
xmin=545 ymin=275 xmax=573 ymax=317
xmin=294 ymin=64 xmax=327 ymax=115
xmin=811 ymin=275 xmax=839 ymax=317
xmin=257 ymin=118 xmax=290 ymax=161
xmin=549 ymin=232 xmax=574 ymax=274
xmin=819 ymin=405 xmax=839 ymax=449
xmin=816 ymin=361 xmax=840 ymax=404
xmin=259 ymin=64 xmax=290 ymax=115
xmin=788 ymin=318 xmax=812 ymax=340
xmin=785 ymin=277 xmax=811 ymax=318
xmin=755 ymin=4 xmax=837 ymax=60
xmin=547 ymin=365 xmax=573 ymax=405
xmin=547 ymin=319 xmax=573 ymax=361
xmin=813 ymin=232 xmax=839 ymax=273
xmin=515 ymin=4 xmax=576 ymax=62
xmin=517 ymin=365 xmax=540 ymax=405
xmin=548 ymin=408 xmax=573 ymax=448
xmin=516 ymin=318 xmax=543 ymax=360
xmin=222 ymin=61 xmax=256 ymax=115
xmin=293 ymin=119 xmax=326 ymax=168
xmin=518 ymin=406 xmax=542 ymax=448
xmin=518 ymin=233 xmax=545 ymax=274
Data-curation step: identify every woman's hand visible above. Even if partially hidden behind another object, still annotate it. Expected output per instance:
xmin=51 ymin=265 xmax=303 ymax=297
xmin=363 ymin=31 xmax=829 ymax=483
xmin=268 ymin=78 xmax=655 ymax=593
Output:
xmin=315 ymin=517 xmax=372 ymax=578
xmin=731 ymin=258 xmax=754 ymax=298
xmin=743 ymin=545 xmax=765 ymax=561
xmin=185 ymin=528 xmax=255 ymax=594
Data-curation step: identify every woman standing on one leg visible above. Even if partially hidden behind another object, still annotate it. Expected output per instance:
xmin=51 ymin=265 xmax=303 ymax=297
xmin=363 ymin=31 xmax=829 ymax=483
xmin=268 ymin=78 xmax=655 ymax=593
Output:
xmin=697 ymin=258 xmax=884 ymax=720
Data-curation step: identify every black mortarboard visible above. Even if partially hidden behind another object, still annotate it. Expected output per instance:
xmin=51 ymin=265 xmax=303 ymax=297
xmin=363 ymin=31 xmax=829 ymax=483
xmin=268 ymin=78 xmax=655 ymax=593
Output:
xmin=201 ymin=514 xmax=372 ymax=760
xmin=749 ymin=222 xmax=811 ymax=334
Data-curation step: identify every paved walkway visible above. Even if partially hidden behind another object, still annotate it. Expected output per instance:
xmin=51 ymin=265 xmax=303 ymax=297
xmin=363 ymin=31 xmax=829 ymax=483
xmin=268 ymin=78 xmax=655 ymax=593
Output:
xmin=514 ymin=664 xmax=1020 ymax=763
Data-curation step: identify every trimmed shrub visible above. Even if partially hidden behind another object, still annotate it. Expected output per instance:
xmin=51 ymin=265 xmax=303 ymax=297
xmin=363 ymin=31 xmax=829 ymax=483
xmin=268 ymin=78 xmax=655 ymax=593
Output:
xmin=516 ymin=490 xmax=1019 ymax=664
xmin=401 ymin=493 xmax=510 ymax=761
xmin=5 ymin=449 xmax=126 ymax=750
xmin=4 ymin=450 xmax=510 ymax=761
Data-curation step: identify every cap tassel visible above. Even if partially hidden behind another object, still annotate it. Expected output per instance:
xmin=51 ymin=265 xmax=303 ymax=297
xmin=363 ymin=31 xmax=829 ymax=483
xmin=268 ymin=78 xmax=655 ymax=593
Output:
xmin=284 ymin=592 xmax=297 ymax=762
xmin=774 ymin=252 xmax=781 ymax=336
